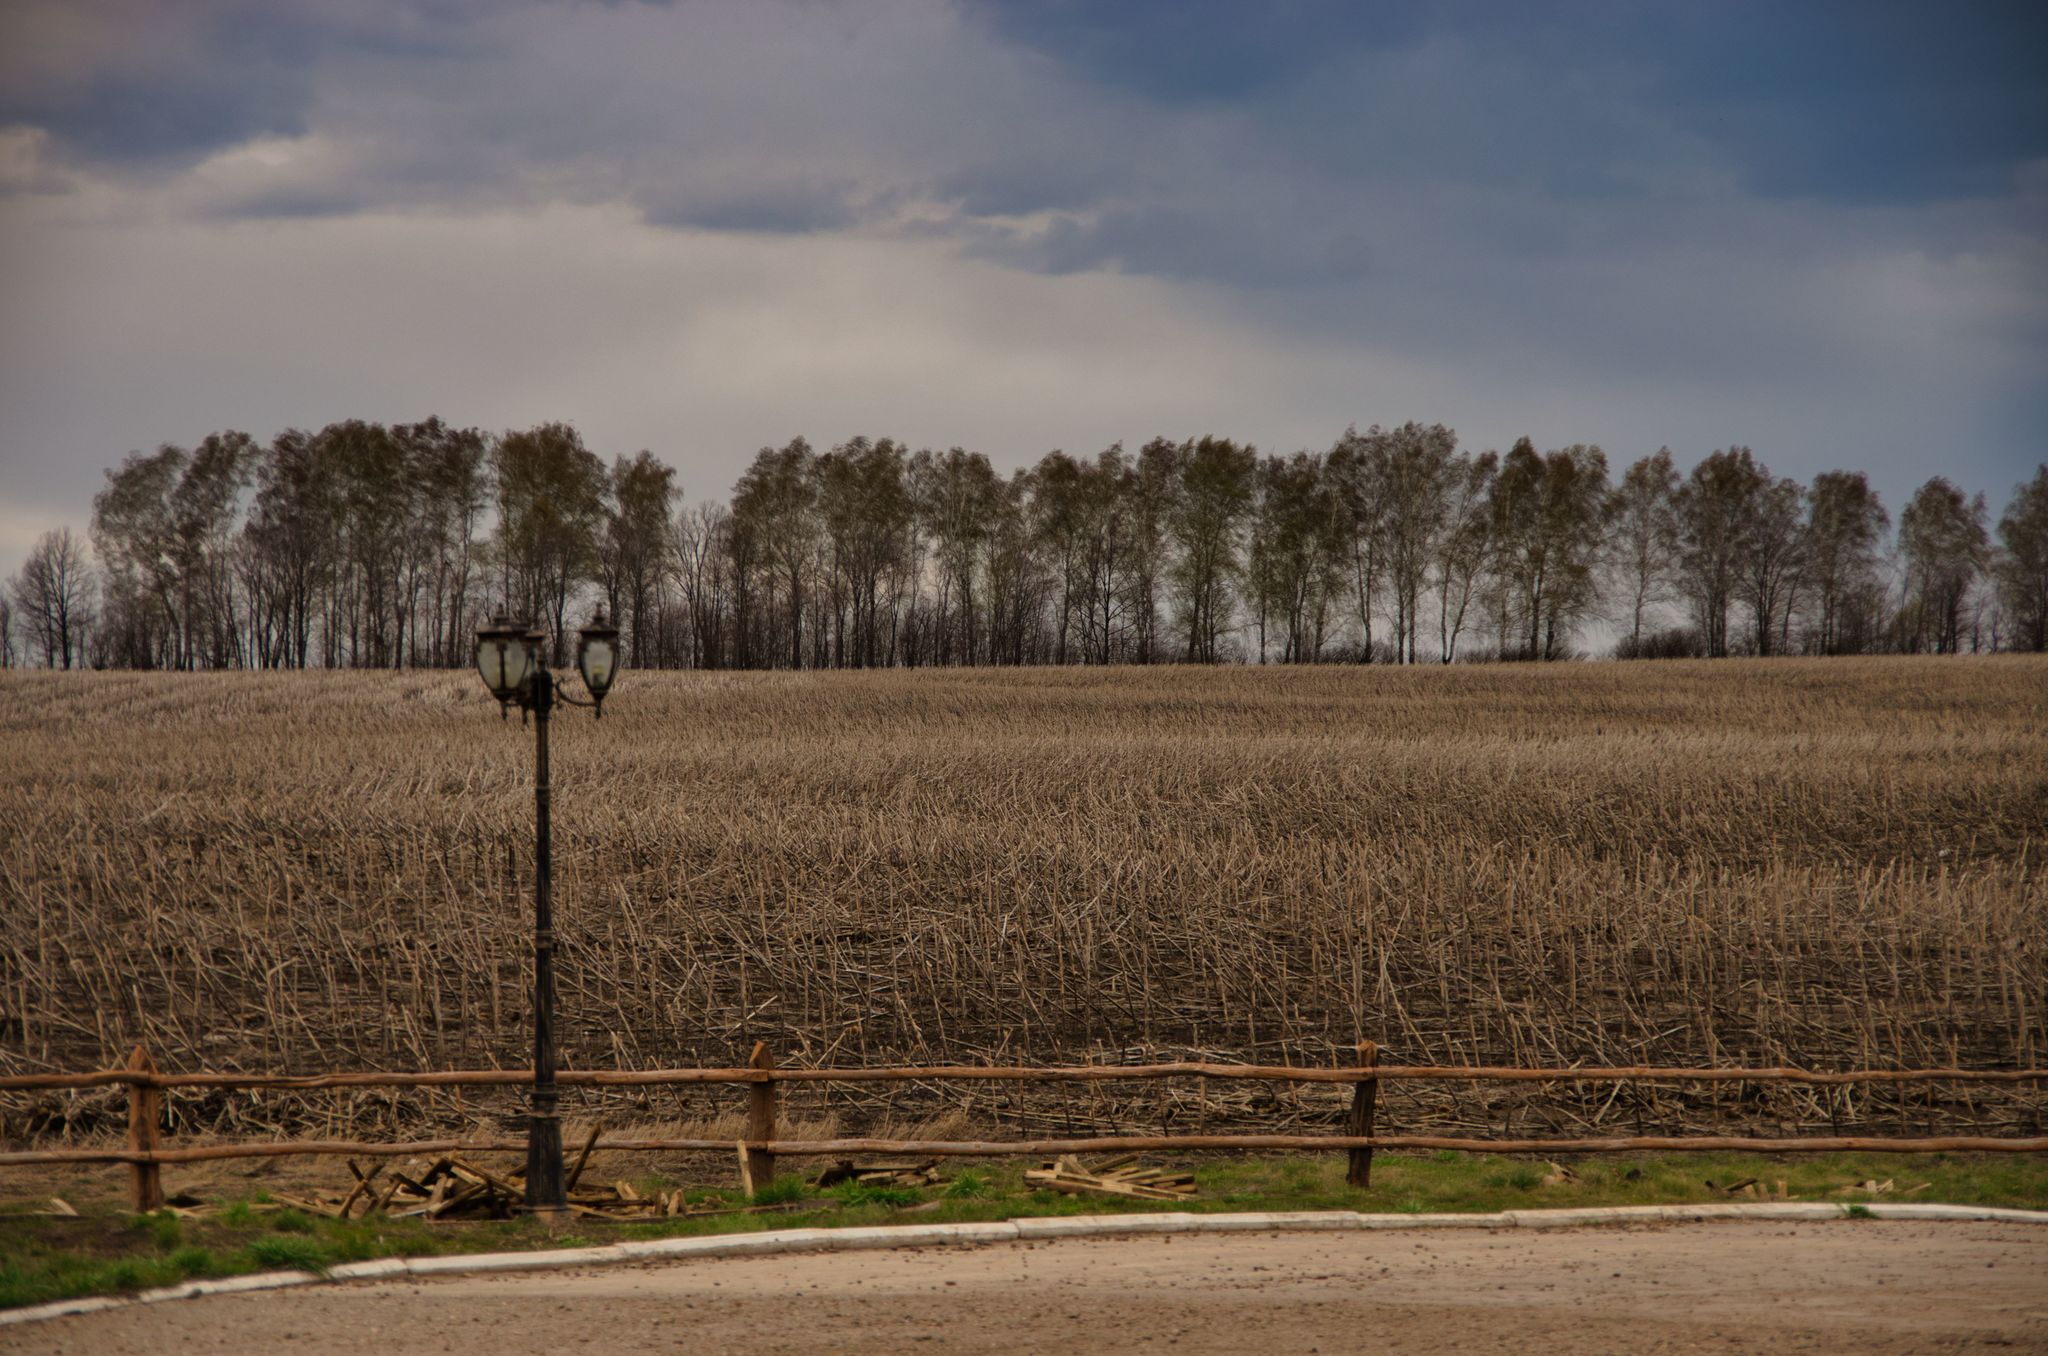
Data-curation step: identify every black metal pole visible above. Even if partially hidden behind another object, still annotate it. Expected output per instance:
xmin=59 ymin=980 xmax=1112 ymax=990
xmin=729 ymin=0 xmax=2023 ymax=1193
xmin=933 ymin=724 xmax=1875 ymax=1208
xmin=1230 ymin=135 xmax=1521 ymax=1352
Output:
xmin=525 ymin=667 xmax=566 ymax=1209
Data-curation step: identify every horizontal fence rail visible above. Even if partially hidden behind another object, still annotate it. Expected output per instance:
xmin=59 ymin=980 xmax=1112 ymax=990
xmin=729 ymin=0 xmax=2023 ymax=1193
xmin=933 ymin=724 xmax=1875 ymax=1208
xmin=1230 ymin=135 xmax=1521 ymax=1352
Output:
xmin=4 ymin=1045 xmax=2045 ymax=1209
xmin=7 ymin=1063 xmax=2048 ymax=1093
xmin=6 ymin=1135 xmax=2047 ymax=1169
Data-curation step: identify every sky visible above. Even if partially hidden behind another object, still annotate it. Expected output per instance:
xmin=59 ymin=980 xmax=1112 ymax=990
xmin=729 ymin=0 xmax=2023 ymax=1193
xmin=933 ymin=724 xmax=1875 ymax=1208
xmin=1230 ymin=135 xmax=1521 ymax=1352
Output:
xmin=1 ymin=0 xmax=2044 ymax=578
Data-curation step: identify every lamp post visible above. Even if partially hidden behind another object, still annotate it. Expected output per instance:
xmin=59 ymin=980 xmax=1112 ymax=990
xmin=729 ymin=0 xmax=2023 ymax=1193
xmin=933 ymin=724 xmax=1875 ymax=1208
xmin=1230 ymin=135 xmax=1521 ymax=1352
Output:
xmin=474 ymin=607 xmax=620 ymax=1210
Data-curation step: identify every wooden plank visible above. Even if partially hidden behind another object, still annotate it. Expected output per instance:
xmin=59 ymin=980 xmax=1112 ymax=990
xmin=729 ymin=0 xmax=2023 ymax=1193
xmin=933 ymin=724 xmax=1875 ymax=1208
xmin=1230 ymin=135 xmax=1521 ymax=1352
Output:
xmin=564 ymin=1125 xmax=602 ymax=1192
xmin=1030 ymin=1178 xmax=1188 ymax=1202
xmin=450 ymin=1157 xmax=522 ymax=1197
xmin=736 ymin=1138 xmax=758 ymax=1199
xmin=390 ymin=1177 xmax=448 ymax=1220
xmin=7 ymin=1131 xmax=2047 ymax=1172
xmin=744 ymin=1042 xmax=778 ymax=1193
xmin=428 ymin=1183 xmax=488 ymax=1219
xmin=336 ymin=1164 xmax=383 ymax=1218
xmin=369 ymin=1175 xmax=406 ymax=1215
xmin=1025 ymin=1159 xmax=1190 ymax=1202
xmin=12 ymin=1062 xmax=2046 ymax=1094
xmin=270 ymin=1192 xmax=344 ymax=1219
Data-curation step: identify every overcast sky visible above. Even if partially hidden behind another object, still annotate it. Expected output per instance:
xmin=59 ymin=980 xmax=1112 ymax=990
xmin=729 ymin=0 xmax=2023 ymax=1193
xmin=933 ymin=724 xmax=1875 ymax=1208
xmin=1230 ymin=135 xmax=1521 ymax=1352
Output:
xmin=1 ymin=0 xmax=2043 ymax=578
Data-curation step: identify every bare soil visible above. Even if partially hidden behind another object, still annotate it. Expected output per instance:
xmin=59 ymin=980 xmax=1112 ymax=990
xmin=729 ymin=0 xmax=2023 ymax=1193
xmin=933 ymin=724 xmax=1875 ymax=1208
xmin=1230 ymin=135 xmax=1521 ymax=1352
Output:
xmin=6 ymin=1221 xmax=2044 ymax=1354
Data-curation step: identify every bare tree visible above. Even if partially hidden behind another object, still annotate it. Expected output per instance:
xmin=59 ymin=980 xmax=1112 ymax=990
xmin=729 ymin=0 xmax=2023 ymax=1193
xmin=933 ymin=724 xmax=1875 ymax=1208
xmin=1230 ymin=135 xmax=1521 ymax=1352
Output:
xmin=1493 ymin=440 xmax=1609 ymax=659
xmin=1674 ymin=448 xmax=1767 ymax=657
xmin=1248 ymin=451 xmax=1344 ymax=662
xmin=1380 ymin=424 xmax=1458 ymax=664
xmin=814 ymin=437 xmax=911 ymax=669
xmin=984 ymin=469 xmax=1045 ymax=666
xmin=600 ymin=450 xmax=679 ymax=666
xmin=10 ymin=527 xmax=97 ymax=668
xmin=1804 ymin=471 xmax=1888 ymax=655
xmin=1994 ymin=465 xmax=2048 ymax=652
xmin=37 ymin=413 xmax=2047 ymax=670
xmin=1607 ymin=449 xmax=1680 ymax=650
xmin=730 ymin=438 xmax=817 ymax=668
xmin=324 ymin=421 xmax=408 ymax=667
xmin=244 ymin=429 xmax=337 ymax=668
xmin=91 ymin=437 xmax=254 ymax=669
xmin=494 ymin=423 xmax=607 ymax=663
xmin=1126 ymin=438 xmax=1178 ymax=664
xmin=177 ymin=432 xmax=258 ymax=668
xmin=674 ymin=500 xmax=732 ymax=668
xmin=1325 ymin=426 xmax=1389 ymax=662
xmin=1744 ymin=472 xmax=1806 ymax=657
xmin=1029 ymin=451 xmax=1090 ymax=665
xmin=404 ymin=418 xmax=490 ymax=667
xmin=1434 ymin=451 xmax=1497 ymax=663
xmin=1899 ymin=477 xmax=1989 ymax=654
xmin=91 ymin=446 xmax=187 ymax=668
xmin=1167 ymin=436 xmax=1257 ymax=662
xmin=1073 ymin=446 xmax=1139 ymax=665
xmin=910 ymin=446 xmax=1001 ymax=665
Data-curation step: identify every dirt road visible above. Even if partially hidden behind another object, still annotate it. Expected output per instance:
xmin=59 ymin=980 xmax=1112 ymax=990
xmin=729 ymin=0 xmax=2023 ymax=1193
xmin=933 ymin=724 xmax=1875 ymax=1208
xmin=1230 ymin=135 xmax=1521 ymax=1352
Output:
xmin=7 ymin=1222 xmax=2044 ymax=1354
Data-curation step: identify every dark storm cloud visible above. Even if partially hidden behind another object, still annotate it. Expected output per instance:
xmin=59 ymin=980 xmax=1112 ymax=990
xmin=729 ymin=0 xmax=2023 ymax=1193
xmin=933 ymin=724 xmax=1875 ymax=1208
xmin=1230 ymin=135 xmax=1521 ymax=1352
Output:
xmin=0 ymin=0 xmax=2043 ymax=579
xmin=2 ymin=63 xmax=308 ymax=164
xmin=966 ymin=0 xmax=1427 ymax=106
xmin=645 ymin=181 xmax=866 ymax=235
xmin=977 ymin=0 xmax=2048 ymax=206
xmin=8 ymin=1 xmax=2044 ymax=230
xmin=1630 ymin=1 xmax=2048 ymax=203
xmin=11 ymin=1 xmax=2038 ymax=289
xmin=0 ymin=4 xmax=477 ymax=169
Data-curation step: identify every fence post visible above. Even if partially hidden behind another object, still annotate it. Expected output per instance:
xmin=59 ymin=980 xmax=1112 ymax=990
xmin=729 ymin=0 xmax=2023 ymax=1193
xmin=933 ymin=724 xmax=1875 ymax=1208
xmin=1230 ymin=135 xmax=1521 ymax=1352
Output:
xmin=126 ymin=1044 xmax=164 ymax=1212
xmin=1346 ymin=1040 xmax=1379 ymax=1188
xmin=741 ymin=1041 xmax=777 ymax=1195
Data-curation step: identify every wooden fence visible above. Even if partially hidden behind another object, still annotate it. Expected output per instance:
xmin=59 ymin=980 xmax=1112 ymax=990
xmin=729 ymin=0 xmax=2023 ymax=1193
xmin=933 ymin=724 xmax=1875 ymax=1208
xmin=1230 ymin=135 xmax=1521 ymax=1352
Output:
xmin=4 ymin=1043 xmax=2045 ymax=1210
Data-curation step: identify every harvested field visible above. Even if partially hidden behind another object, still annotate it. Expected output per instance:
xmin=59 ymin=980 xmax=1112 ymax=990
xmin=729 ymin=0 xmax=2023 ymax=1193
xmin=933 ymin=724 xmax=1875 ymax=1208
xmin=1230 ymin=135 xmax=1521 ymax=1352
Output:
xmin=1 ymin=657 xmax=2043 ymax=1146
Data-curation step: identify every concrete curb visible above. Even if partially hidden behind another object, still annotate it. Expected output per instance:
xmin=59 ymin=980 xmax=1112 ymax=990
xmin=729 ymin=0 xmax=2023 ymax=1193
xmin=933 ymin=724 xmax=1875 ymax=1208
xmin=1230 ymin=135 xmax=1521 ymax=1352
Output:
xmin=1856 ymin=1202 xmax=2048 ymax=1223
xmin=4 ymin=1202 xmax=2042 ymax=1329
xmin=1501 ymin=1202 xmax=1848 ymax=1227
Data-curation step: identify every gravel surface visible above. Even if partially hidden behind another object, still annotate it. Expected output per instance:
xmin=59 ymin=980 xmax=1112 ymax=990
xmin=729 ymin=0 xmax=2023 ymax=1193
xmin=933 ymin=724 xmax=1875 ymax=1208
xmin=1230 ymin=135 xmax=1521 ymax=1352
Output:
xmin=6 ymin=1221 xmax=2045 ymax=1354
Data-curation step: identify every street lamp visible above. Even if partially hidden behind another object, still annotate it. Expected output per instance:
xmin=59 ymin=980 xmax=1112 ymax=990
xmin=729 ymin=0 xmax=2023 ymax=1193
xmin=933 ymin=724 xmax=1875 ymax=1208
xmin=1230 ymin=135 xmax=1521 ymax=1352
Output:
xmin=575 ymin=609 xmax=619 ymax=716
xmin=473 ymin=607 xmax=623 ymax=1210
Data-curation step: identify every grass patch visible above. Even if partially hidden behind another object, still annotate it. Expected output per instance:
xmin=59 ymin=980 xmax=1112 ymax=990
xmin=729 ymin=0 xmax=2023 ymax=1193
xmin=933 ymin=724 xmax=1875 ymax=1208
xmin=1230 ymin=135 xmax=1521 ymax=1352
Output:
xmin=747 ymin=1177 xmax=811 ymax=1207
xmin=2 ymin=1150 xmax=2041 ymax=1311
xmin=826 ymin=1181 xmax=923 ymax=1209
xmin=944 ymin=1170 xmax=993 ymax=1200
xmin=243 ymin=1235 xmax=332 ymax=1273
xmin=168 ymin=1245 xmax=216 ymax=1276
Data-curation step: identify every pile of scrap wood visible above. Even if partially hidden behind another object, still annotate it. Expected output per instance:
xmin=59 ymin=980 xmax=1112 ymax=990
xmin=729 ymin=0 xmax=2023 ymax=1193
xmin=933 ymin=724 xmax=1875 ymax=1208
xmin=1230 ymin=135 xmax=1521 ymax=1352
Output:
xmin=245 ymin=1149 xmax=810 ymax=1222
xmin=1706 ymin=1176 xmax=1792 ymax=1200
xmin=1832 ymin=1178 xmax=1930 ymax=1198
xmin=813 ymin=1159 xmax=943 ymax=1189
xmin=257 ymin=1156 xmax=542 ymax=1221
xmin=1025 ymin=1154 xmax=1196 ymax=1201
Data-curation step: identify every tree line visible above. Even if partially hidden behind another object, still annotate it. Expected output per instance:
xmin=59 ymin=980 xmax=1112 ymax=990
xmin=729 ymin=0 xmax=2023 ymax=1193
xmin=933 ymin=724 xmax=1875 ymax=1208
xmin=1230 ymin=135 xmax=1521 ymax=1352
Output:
xmin=6 ymin=417 xmax=2046 ymax=670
